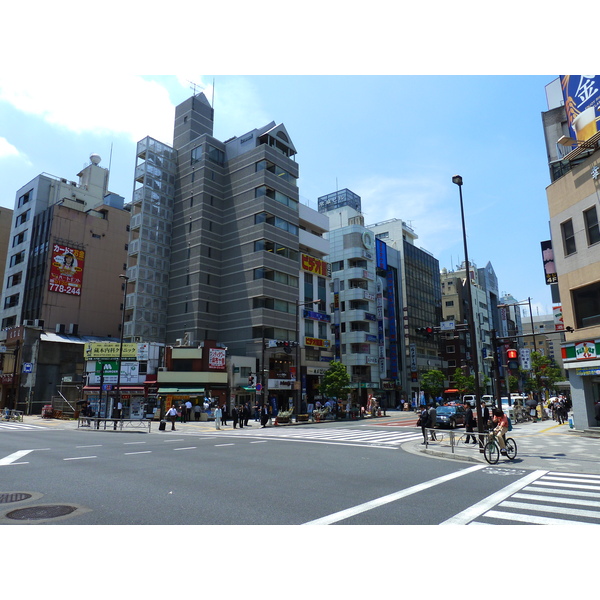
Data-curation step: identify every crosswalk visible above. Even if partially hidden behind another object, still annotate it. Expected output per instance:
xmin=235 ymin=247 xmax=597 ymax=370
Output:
xmin=0 ymin=422 xmax=48 ymax=431
xmin=468 ymin=471 xmax=600 ymax=525
xmin=216 ymin=427 xmax=423 ymax=447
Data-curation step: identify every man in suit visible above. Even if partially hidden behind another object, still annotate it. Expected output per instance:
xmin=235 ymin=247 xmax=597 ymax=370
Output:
xmin=464 ymin=402 xmax=477 ymax=444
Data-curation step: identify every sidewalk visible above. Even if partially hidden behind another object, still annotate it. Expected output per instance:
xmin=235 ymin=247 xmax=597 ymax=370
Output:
xmin=405 ymin=419 xmax=600 ymax=475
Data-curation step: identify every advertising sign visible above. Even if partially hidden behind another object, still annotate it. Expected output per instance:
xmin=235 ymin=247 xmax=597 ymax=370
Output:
xmin=208 ymin=348 xmax=226 ymax=370
xmin=541 ymin=240 xmax=557 ymax=284
xmin=553 ymin=305 xmax=565 ymax=331
xmin=85 ymin=342 xmax=139 ymax=359
xmin=48 ymin=244 xmax=85 ymax=296
xmin=561 ymin=76 xmax=600 ymax=143
xmin=93 ymin=361 xmax=139 ymax=384
xmin=575 ymin=341 xmax=597 ymax=360
xmin=301 ymin=254 xmax=330 ymax=277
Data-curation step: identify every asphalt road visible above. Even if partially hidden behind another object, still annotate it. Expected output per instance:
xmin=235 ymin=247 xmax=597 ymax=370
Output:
xmin=2 ymin=416 xmax=600 ymax=526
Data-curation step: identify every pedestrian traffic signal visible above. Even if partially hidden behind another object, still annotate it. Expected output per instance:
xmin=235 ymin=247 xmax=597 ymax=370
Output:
xmin=248 ymin=375 xmax=254 ymax=386
xmin=506 ymin=348 xmax=519 ymax=370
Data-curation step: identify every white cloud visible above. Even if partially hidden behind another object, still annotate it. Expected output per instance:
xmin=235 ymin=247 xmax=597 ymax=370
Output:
xmin=355 ymin=175 xmax=461 ymax=255
xmin=0 ymin=74 xmax=178 ymax=145
xmin=0 ymin=136 xmax=20 ymax=158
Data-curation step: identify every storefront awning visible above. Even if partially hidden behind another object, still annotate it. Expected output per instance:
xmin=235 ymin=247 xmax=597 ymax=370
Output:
xmin=241 ymin=386 xmax=256 ymax=391
xmin=159 ymin=387 xmax=205 ymax=394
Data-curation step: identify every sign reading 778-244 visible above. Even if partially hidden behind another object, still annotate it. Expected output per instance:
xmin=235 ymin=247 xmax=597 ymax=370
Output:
xmin=48 ymin=244 xmax=85 ymax=296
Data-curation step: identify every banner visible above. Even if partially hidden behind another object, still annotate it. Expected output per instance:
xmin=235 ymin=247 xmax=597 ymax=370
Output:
xmin=561 ymin=76 xmax=600 ymax=143
xmin=48 ymin=244 xmax=85 ymax=296
xmin=208 ymin=348 xmax=226 ymax=369
xmin=541 ymin=240 xmax=557 ymax=284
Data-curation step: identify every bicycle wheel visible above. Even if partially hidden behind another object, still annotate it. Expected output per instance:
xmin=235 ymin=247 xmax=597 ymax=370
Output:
xmin=505 ymin=437 xmax=517 ymax=460
xmin=483 ymin=441 xmax=499 ymax=464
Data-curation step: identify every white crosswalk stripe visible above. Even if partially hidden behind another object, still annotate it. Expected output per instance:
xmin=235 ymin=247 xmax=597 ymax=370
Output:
xmin=470 ymin=471 xmax=600 ymax=525
xmin=218 ymin=427 xmax=423 ymax=446
xmin=0 ymin=422 xmax=48 ymax=431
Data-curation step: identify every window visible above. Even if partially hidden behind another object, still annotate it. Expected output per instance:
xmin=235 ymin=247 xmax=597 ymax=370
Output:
xmin=584 ymin=206 xmax=600 ymax=246
xmin=4 ymin=293 xmax=19 ymax=309
xmin=18 ymin=190 xmax=32 ymax=208
xmin=12 ymin=231 xmax=26 ymax=247
xmin=10 ymin=252 xmax=25 ymax=267
xmin=572 ymin=281 xmax=600 ymax=328
xmin=561 ymin=219 xmax=576 ymax=255
xmin=16 ymin=210 xmax=30 ymax=226
xmin=446 ymin=345 xmax=455 ymax=353
xmin=191 ymin=145 xmax=203 ymax=163
xmin=445 ymin=300 xmax=454 ymax=307
xmin=206 ymin=144 xmax=224 ymax=166
xmin=7 ymin=272 xmax=22 ymax=287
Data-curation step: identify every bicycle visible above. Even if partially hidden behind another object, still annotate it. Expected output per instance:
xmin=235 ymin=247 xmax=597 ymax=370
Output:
xmin=483 ymin=431 xmax=517 ymax=464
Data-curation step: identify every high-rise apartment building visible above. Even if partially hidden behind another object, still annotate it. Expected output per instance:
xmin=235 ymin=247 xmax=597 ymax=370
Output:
xmin=127 ymin=93 xmax=332 ymax=411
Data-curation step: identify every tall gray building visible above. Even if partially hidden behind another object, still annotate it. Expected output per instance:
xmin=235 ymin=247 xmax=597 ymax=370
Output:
xmin=126 ymin=93 xmax=331 ymax=408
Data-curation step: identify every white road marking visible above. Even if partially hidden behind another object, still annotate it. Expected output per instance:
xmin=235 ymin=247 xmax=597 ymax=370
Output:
xmin=173 ymin=447 xmax=197 ymax=451
xmin=440 ymin=470 xmax=548 ymax=525
xmin=124 ymin=451 xmax=152 ymax=455
xmin=0 ymin=449 xmax=35 ymax=465
xmin=64 ymin=456 xmax=97 ymax=461
xmin=303 ymin=464 xmax=487 ymax=525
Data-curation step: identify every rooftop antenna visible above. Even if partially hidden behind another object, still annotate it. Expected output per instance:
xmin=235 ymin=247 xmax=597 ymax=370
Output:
xmin=188 ymin=80 xmax=203 ymax=96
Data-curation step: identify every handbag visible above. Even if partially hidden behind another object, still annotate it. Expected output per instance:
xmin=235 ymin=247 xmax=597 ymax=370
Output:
xmin=416 ymin=417 xmax=422 ymax=426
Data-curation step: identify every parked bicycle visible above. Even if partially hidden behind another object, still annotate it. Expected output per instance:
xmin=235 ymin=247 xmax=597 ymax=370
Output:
xmin=483 ymin=431 xmax=517 ymax=464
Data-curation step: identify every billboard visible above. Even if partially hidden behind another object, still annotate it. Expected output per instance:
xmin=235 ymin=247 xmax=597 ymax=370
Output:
xmin=560 ymin=76 xmax=600 ymax=143
xmin=301 ymin=253 xmax=330 ymax=277
xmin=48 ymin=244 xmax=85 ymax=296
xmin=540 ymin=240 xmax=557 ymax=284
xmin=208 ymin=348 xmax=226 ymax=370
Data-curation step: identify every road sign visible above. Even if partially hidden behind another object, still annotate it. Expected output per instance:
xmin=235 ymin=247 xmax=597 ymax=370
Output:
xmin=439 ymin=320 xmax=455 ymax=331
xmin=23 ymin=362 xmax=33 ymax=373
xmin=255 ymin=383 xmax=262 ymax=391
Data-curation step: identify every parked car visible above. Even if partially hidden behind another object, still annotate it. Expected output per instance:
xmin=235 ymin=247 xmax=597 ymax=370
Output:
xmin=436 ymin=405 xmax=466 ymax=428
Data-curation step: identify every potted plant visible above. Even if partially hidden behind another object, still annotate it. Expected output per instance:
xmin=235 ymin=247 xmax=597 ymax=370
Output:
xmin=276 ymin=408 xmax=293 ymax=424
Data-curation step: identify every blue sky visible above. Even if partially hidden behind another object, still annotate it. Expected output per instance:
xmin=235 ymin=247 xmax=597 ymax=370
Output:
xmin=0 ymin=74 xmax=559 ymax=318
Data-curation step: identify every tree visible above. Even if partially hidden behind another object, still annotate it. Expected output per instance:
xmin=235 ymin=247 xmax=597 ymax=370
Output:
xmin=523 ymin=351 xmax=563 ymax=400
xmin=420 ymin=369 xmax=445 ymax=400
xmin=320 ymin=361 xmax=351 ymax=400
xmin=453 ymin=367 xmax=475 ymax=396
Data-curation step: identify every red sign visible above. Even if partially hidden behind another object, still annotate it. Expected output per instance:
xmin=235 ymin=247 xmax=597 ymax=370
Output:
xmin=301 ymin=254 xmax=330 ymax=277
xmin=48 ymin=244 xmax=85 ymax=296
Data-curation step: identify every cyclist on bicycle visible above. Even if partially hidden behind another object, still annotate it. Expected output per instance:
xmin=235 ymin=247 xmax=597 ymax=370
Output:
xmin=492 ymin=408 xmax=509 ymax=455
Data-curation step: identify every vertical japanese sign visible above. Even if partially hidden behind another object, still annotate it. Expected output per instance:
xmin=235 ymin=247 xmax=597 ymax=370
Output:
xmin=48 ymin=244 xmax=85 ymax=296
xmin=553 ymin=305 xmax=565 ymax=331
xmin=540 ymin=240 xmax=557 ymax=284
xmin=560 ymin=75 xmax=600 ymax=143
xmin=208 ymin=348 xmax=226 ymax=370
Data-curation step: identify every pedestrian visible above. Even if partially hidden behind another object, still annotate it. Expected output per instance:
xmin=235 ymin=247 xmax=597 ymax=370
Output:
xmin=254 ymin=402 xmax=260 ymax=422
xmin=185 ymin=400 xmax=192 ymax=422
xmin=238 ymin=405 xmax=244 ymax=428
xmin=221 ymin=404 xmax=228 ymax=426
xmin=214 ymin=404 xmax=222 ymax=430
xmin=179 ymin=403 xmax=186 ymax=423
xmin=464 ymin=402 xmax=477 ymax=444
xmin=243 ymin=403 xmax=250 ymax=427
xmin=165 ymin=405 xmax=178 ymax=431
xmin=113 ymin=398 xmax=123 ymax=430
xmin=427 ymin=402 xmax=437 ymax=441
xmin=418 ymin=405 xmax=430 ymax=444
xmin=261 ymin=403 xmax=270 ymax=428
xmin=232 ymin=405 xmax=239 ymax=429
xmin=193 ymin=403 xmax=201 ymax=421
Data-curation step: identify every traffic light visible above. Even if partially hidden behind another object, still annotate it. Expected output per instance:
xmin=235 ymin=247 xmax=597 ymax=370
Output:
xmin=248 ymin=375 xmax=255 ymax=386
xmin=506 ymin=348 xmax=519 ymax=370
xmin=416 ymin=326 xmax=434 ymax=339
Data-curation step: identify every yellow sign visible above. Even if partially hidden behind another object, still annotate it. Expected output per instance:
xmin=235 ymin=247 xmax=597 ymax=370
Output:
xmin=305 ymin=337 xmax=330 ymax=348
xmin=84 ymin=342 xmax=138 ymax=359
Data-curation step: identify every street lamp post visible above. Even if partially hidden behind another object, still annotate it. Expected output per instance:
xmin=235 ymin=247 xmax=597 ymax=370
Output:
xmin=452 ymin=175 xmax=484 ymax=447
xmin=116 ymin=274 xmax=129 ymax=423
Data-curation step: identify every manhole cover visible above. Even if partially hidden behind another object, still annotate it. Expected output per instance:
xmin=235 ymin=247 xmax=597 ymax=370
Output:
xmin=0 ymin=493 xmax=32 ymax=504
xmin=6 ymin=505 xmax=77 ymax=520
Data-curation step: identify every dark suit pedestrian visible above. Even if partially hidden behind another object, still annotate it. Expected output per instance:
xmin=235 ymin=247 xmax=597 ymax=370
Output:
xmin=261 ymin=404 xmax=270 ymax=428
xmin=232 ymin=406 xmax=239 ymax=429
xmin=464 ymin=403 xmax=477 ymax=444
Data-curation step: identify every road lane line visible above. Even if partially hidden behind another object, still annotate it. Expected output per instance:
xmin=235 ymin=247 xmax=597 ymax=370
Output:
xmin=0 ymin=450 xmax=35 ymax=465
xmin=124 ymin=442 xmax=147 ymax=445
xmin=64 ymin=456 xmax=97 ymax=461
xmin=124 ymin=451 xmax=152 ymax=455
xmin=214 ymin=443 xmax=235 ymax=447
xmin=173 ymin=447 xmax=197 ymax=451
xmin=76 ymin=445 xmax=102 ymax=448
xmin=303 ymin=464 xmax=487 ymax=525
xmin=440 ymin=469 xmax=548 ymax=525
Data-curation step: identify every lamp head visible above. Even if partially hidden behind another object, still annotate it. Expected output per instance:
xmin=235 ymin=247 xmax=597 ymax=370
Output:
xmin=452 ymin=175 xmax=463 ymax=186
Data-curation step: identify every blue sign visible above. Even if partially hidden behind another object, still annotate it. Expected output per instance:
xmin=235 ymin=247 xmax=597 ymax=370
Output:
xmin=23 ymin=362 xmax=33 ymax=373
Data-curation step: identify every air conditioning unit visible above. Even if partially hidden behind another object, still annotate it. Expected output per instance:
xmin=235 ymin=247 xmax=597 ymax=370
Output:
xmin=68 ymin=323 xmax=79 ymax=335
xmin=34 ymin=319 xmax=45 ymax=328
xmin=56 ymin=323 xmax=66 ymax=334
xmin=23 ymin=320 xmax=34 ymax=326
xmin=133 ymin=336 xmax=142 ymax=343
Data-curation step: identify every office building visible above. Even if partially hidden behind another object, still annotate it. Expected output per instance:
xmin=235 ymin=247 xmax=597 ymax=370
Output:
xmin=542 ymin=76 xmax=600 ymax=429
